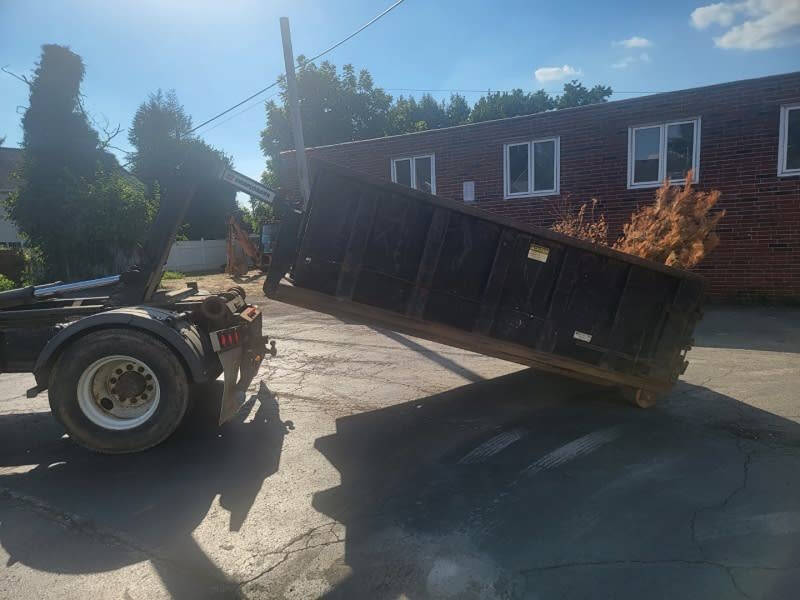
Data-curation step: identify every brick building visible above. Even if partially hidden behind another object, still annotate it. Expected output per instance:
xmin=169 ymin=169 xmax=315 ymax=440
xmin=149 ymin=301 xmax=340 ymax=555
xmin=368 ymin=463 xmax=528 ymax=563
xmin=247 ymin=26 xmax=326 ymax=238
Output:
xmin=280 ymin=72 xmax=800 ymax=302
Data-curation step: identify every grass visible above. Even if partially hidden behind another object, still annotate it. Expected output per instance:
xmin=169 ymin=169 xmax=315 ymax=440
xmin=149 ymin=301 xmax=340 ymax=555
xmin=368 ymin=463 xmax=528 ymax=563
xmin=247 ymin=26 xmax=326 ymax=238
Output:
xmin=161 ymin=270 xmax=185 ymax=281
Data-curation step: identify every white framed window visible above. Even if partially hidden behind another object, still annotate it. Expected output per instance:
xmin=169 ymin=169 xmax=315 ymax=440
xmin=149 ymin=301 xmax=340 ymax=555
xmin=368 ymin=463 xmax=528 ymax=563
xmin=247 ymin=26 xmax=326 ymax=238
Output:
xmin=778 ymin=103 xmax=800 ymax=177
xmin=503 ymin=137 xmax=560 ymax=199
xmin=627 ymin=118 xmax=701 ymax=189
xmin=391 ymin=154 xmax=435 ymax=194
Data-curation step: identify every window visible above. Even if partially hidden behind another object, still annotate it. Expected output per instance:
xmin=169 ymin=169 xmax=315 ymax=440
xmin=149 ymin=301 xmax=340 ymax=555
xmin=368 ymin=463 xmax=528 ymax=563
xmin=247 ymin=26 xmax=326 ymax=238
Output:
xmin=779 ymin=103 xmax=800 ymax=177
xmin=503 ymin=137 xmax=560 ymax=199
xmin=391 ymin=154 xmax=435 ymax=193
xmin=627 ymin=118 xmax=700 ymax=188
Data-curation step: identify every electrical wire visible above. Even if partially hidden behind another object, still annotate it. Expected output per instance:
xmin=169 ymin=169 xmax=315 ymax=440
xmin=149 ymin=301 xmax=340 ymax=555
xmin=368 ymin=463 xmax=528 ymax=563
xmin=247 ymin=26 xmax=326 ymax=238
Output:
xmin=189 ymin=0 xmax=406 ymax=134
xmin=188 ymin=79 xmax=281 ymax=134
xmin=301 ymin=0 xmax=405 ymax=65
xmin=200 ymin=90 xmax=281 ymax=135
xmin=382 ymin=87 xmax=664 ymax=95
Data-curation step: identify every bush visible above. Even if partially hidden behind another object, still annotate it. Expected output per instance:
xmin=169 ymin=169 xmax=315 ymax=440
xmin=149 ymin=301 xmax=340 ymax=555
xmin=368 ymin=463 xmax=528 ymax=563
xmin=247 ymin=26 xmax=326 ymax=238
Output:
xmin=549 ymin=172 xmax=724 ymax=270
xmin=549 ymin=197 xmax=608 ymax=246
xmin=613 ymin=172 xmax=724 ymax=269
xmin=0 ymin=274 xmax=16 ymax=291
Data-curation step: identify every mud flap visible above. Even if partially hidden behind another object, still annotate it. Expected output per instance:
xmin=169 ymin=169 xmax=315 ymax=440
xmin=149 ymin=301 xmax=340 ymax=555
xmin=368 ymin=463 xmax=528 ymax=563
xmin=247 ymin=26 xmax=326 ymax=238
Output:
xmin=218 ymin=347 xmax=246 ymax=425
xmin=217 ymin=344 xmax=265 ymax=424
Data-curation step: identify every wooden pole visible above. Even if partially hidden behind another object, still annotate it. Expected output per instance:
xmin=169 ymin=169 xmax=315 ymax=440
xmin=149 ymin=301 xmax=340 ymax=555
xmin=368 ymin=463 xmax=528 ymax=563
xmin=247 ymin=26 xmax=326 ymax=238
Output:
xmin=280 ymin=17 xmax=311 ymax=210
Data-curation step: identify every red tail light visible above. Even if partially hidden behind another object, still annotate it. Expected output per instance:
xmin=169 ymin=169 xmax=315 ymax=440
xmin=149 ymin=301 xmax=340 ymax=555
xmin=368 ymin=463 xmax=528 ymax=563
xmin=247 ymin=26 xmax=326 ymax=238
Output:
xmin=214 ymin=328 xmax=242 ymax=351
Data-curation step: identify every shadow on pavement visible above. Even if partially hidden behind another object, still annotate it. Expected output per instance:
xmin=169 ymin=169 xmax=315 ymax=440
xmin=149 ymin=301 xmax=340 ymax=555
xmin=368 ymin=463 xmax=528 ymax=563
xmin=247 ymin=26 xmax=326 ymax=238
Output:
xmin=373 ymin=328 xmax=484 ymax=383
xmin=297 ymin=369 xmax=800 ymax=600
xmin=0 ymin=381 xmax=292 ymax=599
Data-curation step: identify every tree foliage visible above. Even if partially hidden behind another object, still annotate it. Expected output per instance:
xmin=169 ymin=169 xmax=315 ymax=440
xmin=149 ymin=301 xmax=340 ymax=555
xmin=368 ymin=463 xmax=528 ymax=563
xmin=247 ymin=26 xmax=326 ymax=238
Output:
xmin=260 ymin=60 xmax=613 ymax=193
xmin=127 ymin=90 xmax=239 ymax=240
xmin=4 ymin=44 xmax=152 ymax=281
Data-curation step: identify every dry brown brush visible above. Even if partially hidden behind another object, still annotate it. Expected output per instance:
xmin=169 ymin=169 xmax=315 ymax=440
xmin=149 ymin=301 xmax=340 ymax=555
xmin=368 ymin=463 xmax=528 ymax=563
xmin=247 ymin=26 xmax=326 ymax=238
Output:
xmin=549 ymin=197 xmax=609 ymax=246
xmin=612 ymin=171 xmax=725 ymax=268
xmin=549 ymin=171 xmax=725 ymax=269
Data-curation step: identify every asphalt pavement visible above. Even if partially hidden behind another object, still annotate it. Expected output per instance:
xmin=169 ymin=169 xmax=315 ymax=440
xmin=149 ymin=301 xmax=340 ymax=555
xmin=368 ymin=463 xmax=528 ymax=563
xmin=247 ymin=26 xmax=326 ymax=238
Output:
xmin=1 ymin=301 xmax=799 ymax=599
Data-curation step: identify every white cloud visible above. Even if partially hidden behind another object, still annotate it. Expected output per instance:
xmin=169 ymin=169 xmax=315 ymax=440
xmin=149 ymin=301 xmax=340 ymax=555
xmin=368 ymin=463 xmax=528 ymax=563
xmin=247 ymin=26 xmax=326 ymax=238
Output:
xmin=614 ymin=36 xmax=653 ymax=48
xmin=611 ymin=52 xmax=652 ymax=69
xmin=690 ymin=0 xmax=800 ymax=50
xmin=534 ymin=64 xmax=582 ymax=82
xmin=691 ymin=2 xmax=740 ymax=28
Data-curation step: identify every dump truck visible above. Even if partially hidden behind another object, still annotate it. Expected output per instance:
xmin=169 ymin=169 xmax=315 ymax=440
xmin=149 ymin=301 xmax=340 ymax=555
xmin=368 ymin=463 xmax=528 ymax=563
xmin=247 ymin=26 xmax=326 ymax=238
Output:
xmin=0 ymin=154 xmax=704 ymax=453
xmin=265 ymin=159 xmax=705 ymax=407
xmin=0 ymin=159 xmax=277 ymax=453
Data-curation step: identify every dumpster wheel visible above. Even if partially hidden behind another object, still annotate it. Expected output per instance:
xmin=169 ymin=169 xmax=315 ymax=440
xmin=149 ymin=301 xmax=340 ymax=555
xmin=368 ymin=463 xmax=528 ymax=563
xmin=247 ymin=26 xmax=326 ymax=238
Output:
xmin=622 ymin=387 xmax=659 ymax=408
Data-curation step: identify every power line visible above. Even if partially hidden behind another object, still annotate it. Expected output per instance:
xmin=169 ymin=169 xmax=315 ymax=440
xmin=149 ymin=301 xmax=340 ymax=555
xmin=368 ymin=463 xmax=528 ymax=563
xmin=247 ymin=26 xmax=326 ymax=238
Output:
xmin=200 ymin=90 xmax=280 ymax=135
xmin=188 ymin=79 xmax=280 ymax=134
xmin=189 ymin=0 xmax=406 ymax=135
xmin=301 ymin=0 xmax=406 ymax=65
xmin=383 ymin=87 xmax=664 ymax=95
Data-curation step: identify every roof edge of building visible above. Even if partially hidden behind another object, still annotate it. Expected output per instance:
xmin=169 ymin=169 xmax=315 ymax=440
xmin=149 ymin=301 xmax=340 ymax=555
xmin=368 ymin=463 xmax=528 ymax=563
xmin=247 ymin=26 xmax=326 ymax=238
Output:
xmin=279 ymin=69 xmax=800 ymax=155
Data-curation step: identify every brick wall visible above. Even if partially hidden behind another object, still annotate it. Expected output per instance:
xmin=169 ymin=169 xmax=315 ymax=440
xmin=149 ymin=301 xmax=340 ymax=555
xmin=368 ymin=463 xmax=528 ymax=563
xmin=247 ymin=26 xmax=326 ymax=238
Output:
xmin=279 ymin=72 xmax=800 ymax=302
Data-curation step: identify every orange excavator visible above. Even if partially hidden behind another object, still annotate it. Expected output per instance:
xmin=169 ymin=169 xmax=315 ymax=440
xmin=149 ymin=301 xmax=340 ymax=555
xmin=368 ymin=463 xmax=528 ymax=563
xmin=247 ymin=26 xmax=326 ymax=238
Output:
xmin=226 ymin=216 xmax=279 ymax=276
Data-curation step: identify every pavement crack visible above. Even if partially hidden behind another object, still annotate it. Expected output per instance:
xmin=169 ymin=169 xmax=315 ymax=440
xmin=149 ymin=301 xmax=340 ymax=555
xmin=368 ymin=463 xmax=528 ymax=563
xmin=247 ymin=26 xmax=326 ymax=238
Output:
xmin=690 ymin=441 xmax=753 ymax=554
xmin=237 ymin=521 xmax=345 ymax=590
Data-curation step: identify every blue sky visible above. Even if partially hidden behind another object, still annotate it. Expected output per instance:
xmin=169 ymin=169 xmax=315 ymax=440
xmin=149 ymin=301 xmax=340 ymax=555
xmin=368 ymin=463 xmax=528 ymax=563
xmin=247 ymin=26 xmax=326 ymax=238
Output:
xmin=2 ymin=0 xmax=799 ymax=186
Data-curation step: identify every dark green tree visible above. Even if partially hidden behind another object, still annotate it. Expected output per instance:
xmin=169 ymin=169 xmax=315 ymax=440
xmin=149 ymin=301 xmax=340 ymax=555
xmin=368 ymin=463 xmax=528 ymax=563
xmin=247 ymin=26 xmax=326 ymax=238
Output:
xmin=469 ymin=89 xmax=554 ymax=122
xmin=5 ymin=44 xmax=151 ymax=281
xmin=261 ymin=59 xmax=393 ymax=162
xmin=128 ymin=90 xmax=237 ymax=240
xmin=446 ymin=94 xmax=471 ymax=126
xmin=556 ymin=80 xmax=613 ymax=108
xmin=261 ymin=59 xmax=613 ymax=190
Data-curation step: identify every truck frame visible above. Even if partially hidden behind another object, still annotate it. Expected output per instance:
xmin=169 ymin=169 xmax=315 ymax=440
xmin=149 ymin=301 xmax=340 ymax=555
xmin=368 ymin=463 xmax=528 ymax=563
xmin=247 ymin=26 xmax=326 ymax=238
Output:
xmin=0 ymin=160 xmax=277 ymax=453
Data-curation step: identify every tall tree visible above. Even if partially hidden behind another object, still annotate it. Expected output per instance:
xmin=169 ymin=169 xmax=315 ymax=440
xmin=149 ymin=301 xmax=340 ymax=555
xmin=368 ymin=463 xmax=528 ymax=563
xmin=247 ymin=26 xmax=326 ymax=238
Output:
xmin=261 ymin=60 xmax=613 ymax=189
xmin=446 ymin=94 xmax=471 ymax=126
xmin=261 ymin=58 xmax=393 ymax=164
xmin=556 ymin=80 xmax=613 ymax=108
xmin=469 ymin=89 xmax=554 ymax=122
xmin=5 ymin=44 xmax=151 ymax=281
xmin=128 ymin=90 xmax=237 ymax=240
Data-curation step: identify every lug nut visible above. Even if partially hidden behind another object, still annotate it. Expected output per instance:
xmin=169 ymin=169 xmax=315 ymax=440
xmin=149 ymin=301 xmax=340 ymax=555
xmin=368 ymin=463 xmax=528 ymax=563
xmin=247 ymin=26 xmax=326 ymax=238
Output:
xmin=145 ymin=374 xmax=153 ymax=381
xmin=115 ymin=368 xmax=123 ymax=375
xmin=126 ymin=364 xmax=133 ymax=371
xmin=137 ymin=366 xmax=144 ymax=372
xmin=141 ymin=393 xmax=148 ymax=400
xmin=146 ymin=385 xmax=153 ymax=391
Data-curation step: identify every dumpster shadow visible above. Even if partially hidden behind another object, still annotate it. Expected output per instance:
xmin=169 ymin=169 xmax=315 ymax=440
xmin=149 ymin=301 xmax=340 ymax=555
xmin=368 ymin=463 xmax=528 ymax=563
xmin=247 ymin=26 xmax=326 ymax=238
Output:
xmin=0 ymin=380 xmax=292 ymax=599
xmin=292 ymin=369 xmax=800 ymax=600
xmin=372 ymin=327 xmax=484 ymax=383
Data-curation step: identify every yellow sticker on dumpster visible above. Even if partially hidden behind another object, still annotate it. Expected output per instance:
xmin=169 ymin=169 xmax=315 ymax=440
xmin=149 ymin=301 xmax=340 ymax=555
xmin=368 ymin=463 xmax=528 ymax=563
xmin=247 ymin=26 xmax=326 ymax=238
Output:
xmin=528 ymin=244 xmax=550 ymax=262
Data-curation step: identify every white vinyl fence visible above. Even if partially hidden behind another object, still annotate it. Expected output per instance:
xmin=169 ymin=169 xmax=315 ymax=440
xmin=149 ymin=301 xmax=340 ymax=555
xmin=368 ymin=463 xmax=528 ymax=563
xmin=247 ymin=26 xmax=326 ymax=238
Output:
xmin=165 ymin=239 xmax=227 ymax=273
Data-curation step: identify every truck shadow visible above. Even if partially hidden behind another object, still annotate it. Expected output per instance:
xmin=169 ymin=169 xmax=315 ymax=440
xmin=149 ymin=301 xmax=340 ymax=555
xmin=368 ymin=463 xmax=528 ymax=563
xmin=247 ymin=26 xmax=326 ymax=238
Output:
xmin=0 ymin=380 xmax=292 ymax=599
xmin=301 ymin=370 xmax=800 ymax=600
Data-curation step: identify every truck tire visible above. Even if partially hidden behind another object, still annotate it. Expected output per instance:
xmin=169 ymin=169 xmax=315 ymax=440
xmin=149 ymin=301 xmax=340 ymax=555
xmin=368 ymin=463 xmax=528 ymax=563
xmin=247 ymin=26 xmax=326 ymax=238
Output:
xmin=48 ymin=328 xmax=189 ymax=453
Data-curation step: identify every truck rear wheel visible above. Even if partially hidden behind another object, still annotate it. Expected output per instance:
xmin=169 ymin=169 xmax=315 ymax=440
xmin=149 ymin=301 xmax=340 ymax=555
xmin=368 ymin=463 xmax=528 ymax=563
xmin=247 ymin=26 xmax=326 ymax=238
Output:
xmin=48 ymin=328 xmax=189 ymax=453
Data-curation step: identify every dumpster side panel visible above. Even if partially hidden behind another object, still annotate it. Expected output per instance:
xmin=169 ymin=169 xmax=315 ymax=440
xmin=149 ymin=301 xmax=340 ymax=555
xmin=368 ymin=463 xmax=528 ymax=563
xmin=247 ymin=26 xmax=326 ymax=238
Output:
xmin=276 ymin=160 xmax=704 ymax=392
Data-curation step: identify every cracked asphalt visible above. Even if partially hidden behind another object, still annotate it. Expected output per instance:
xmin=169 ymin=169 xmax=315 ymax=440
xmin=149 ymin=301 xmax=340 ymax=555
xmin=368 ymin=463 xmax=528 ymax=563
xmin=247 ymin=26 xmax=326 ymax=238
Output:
xmin=1 ymin=273 xmax=799 ymax=599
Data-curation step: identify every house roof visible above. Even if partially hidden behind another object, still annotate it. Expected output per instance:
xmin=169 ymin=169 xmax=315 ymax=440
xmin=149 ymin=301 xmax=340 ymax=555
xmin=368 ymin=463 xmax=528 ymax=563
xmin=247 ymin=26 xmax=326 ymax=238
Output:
xmin=280 ymin=69 xmax=800 ymax=154
xmin=0 ymin=147 xmax=23 ymax=192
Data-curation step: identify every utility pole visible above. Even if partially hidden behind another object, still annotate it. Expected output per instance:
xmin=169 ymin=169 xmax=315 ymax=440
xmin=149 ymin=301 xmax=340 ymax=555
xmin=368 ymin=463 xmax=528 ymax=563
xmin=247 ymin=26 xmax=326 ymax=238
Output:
xmin=280 ymin=17 xmax=311 ymax=210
